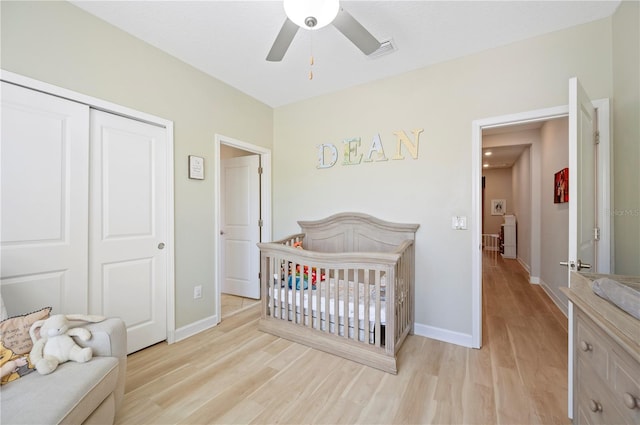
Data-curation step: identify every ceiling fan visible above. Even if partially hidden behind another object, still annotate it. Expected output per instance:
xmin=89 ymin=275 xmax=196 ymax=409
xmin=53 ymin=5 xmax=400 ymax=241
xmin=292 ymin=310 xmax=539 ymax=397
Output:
xmin=266 ymin=0 xmax=381 ymax=62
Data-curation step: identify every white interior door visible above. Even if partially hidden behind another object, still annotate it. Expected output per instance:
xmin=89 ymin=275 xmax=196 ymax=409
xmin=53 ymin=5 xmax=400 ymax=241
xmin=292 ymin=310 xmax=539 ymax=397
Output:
xmin=566 ymin=76 xmax=597 ymax=418
xmin=220 ymin=155 xmax=260 ymax=299
xmin=90 ymin=109 xmax=168 ymax=354
xmin=568 ymin=77 xmax=597 ymax=275
xmin=0 ymin=82 xmax=89 ymax=315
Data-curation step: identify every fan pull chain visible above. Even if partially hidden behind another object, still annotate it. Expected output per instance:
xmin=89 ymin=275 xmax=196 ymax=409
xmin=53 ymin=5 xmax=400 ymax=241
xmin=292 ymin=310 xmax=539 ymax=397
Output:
xmin=309 ymin=32 xmax=314 ymax=80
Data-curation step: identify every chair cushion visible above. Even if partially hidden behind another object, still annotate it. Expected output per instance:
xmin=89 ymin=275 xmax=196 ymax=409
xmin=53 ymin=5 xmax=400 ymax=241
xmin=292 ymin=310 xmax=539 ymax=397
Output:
xmin=0 ymin=356 xmax=119 ymax=425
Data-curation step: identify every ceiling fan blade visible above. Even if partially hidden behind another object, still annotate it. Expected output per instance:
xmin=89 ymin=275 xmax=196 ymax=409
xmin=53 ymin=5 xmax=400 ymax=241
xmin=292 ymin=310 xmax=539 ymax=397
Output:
xmin=266 ymin=18 xmax=299 ymax=62
xmin=332 ymin=7 xmax=381 ymax=55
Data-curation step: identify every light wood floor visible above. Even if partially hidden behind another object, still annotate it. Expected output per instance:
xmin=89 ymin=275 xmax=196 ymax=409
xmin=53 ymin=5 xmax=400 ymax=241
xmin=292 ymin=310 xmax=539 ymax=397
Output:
xmin=221 ymin=293 xmax=260 ymax=319
xmin=115 ymin=254 xmax=569 ymax=424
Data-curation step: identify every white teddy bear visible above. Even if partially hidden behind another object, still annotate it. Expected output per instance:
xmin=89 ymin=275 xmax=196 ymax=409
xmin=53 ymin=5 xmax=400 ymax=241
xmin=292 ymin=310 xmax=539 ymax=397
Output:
xmin=29 ymin=314 xmax=105 ymax=375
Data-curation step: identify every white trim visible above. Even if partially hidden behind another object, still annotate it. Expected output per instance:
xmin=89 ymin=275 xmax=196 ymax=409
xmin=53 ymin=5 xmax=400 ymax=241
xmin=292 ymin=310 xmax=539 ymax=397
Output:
xmin=471 ymin=121 xmax=482 ymax=349
xmin=1 ymin=70 xmax=169 ymax=127
xmin=517 ymin=257 xmax=531 ymax=275
xmin=213 ymin=134 xmax=272 ymax=322
xmin=414 ymin=322 xmax=473 ymax=348
xmin=593 ymin=98 xmax=612 ymax=273
xmin=539 ymin=279 xmax=569 ymax=317
xmin=1 ymin=69 xmax=177 ymax=345
xmin=471 ymin=98 xmax=610 ymax=356
xmin=472 ymin=105 xmax=569 ymax=350
xmin=172 ymin=314 xmax=219 ymax=343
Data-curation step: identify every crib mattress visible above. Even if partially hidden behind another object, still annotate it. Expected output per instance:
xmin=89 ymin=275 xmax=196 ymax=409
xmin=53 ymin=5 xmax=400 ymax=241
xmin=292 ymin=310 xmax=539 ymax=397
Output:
xmin=269 ymin=276 xmax=387 ymax=335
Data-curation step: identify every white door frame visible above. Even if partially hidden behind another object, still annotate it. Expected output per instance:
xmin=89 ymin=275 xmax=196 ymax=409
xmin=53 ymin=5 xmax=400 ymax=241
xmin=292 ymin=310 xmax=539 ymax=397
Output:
xmin=471 ymin=101 xmax=610 ymax=348
xmin=0 ymin=69 xmax=177 ymax=344
xmin=213 ymin=134 xmax=271 ymax=321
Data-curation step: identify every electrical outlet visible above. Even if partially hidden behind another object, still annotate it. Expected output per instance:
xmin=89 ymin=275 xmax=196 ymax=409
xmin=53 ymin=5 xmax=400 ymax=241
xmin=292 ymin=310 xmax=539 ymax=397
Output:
xmin=193 ymin=285 xmax=202 ymax=299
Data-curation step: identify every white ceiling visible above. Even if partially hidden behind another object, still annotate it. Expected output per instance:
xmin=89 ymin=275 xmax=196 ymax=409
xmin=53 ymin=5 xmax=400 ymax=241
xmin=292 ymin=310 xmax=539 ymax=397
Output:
xmin=482 ymin=145 xmax=528 ymax=169
xmin=71 ymin=1 xmax=620 ymax=108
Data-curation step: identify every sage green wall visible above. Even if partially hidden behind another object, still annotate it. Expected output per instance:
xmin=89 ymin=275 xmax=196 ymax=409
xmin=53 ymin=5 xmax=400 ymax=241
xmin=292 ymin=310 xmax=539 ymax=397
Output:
xmin=0 ymin=1 xmax=273 ymax=328
xmin=612 ymin=1 xmax=640 ymax=276
xmin=273 ymin=19 xmax=614 ymax=335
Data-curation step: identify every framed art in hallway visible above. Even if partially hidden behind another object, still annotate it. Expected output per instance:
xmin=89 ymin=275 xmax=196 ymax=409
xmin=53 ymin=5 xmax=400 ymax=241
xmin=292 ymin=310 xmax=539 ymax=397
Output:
xmin=554 ymin=167 xmax=568 ymax=203
xmin=491 ymin=199 xmax=505 ymax=215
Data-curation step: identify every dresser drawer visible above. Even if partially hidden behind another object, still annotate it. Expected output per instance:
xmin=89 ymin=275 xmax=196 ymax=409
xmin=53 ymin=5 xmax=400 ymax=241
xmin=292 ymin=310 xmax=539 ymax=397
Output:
xmin=576 ymin=357 xmax=625 ymax=425
xmin=575 ymin=310 xmax=609 ymax=383
xmin=611 ymin=348 xmax=640 ymax=424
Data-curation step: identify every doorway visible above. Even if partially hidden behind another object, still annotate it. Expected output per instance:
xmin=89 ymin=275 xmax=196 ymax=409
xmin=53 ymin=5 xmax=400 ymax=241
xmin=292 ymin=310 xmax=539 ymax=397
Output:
xmin=471 ymin=101 xmax=611 ymax=348
xmin=213 ymin=135 xmax=271 ymax=322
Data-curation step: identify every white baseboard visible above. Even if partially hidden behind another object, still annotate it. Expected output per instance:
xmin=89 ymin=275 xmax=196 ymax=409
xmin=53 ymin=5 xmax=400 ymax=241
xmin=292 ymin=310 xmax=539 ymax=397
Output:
xmin=539 ymin=279 xmax=568 ymax=317
xmin=171 ymin=314 xmax=219 ymax=343
xmin=414 ymin=322 xmax=474 ymax=348
xmin=517 ymin=257 xmax=530 ymax=273
xmin=529 ymin=276 xmax=541 ymax=284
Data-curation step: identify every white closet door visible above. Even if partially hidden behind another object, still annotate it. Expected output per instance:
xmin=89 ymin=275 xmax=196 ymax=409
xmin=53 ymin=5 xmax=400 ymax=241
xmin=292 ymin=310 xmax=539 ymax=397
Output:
xmin=90 ymin=110 xmax=168 ymax=353
xmin=0 ymin=82 xmax=89 ymax=315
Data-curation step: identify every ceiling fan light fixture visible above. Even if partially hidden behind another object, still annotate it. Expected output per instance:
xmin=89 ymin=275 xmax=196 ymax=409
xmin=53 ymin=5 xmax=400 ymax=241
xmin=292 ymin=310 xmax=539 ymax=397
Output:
xmin=284 ymin=0 xmax=340 ymax=30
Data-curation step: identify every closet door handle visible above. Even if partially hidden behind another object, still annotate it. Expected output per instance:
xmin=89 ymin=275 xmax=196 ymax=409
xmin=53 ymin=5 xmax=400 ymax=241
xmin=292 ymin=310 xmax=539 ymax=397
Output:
xmin=158 ymin=243 xmax=165 ymax=250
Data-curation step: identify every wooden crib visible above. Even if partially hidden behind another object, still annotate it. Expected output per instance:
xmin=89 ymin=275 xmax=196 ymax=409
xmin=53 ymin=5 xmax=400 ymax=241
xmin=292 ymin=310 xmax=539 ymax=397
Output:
xmin=258 ymin=213 xmax=419 ymax=374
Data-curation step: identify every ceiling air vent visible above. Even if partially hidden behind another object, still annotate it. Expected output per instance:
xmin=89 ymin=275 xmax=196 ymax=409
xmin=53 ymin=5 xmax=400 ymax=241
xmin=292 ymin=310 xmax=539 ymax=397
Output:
xmin=367 ymin=38 xmax=397 ymax=59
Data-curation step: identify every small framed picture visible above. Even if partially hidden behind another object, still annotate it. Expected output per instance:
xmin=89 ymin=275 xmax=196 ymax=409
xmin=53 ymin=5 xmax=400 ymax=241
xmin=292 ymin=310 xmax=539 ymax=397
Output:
xmin=554 ymin=168 xmax=568 ymax=203
xmin=189 ymin=155 xmax=204 ymax=180
xmin=491 ymin=199 xmax=506 ymax=216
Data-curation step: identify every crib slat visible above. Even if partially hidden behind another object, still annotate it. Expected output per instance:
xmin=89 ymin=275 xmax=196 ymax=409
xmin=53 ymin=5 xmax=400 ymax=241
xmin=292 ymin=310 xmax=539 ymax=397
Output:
xmin=306 ymin=262 xmax=312 ymax=328
xmin=344 ymin=267 xmax=350 ymax=339
xmin=354 ymin=268 xmax=360 ymax=342
xmin=326 ymin=269 xmax=332 ymax=335
xmin=375 ymin=270 xmax=381 ymax=348
xmin=298 ymin=261 xmax=304 ymax=325
xmin=275 ymin=256 xmax=281 ymax=320
xmin=268 ymin=256 xmax=277 ymax=317
xmin=364 ymin=268 xmax=370 ymax=344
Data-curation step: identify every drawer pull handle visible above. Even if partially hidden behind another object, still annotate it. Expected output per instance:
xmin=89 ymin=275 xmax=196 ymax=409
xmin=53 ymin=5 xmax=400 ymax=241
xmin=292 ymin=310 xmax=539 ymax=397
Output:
xmin=580 ymin=341 xmax=593 ymax=352
xmin=589 ymin=399 xmax=603 ymax=413
xmin=623 ymin=393 xmax=638 ymax=410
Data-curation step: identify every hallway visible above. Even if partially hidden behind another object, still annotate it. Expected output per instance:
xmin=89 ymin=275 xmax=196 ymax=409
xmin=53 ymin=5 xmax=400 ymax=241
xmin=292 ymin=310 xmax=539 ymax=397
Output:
xmin=482 ymin=251 xmax=569 ymax=423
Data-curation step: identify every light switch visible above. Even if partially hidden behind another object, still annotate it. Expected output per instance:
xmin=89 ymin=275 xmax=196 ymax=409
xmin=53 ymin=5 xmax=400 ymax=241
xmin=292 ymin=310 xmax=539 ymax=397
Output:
xmin=458 ymin=216 xmax=467 ymax=229
xmin=451 ymin=216 xmax=468 ymax=230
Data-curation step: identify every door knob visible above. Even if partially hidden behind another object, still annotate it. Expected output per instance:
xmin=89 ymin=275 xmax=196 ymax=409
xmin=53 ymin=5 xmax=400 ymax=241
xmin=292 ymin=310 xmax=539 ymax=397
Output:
xmin=158 ymin=243 xmax=165 ymax=250
xmin=220 ymin=230 xmax=225 ymax=235
xmin=576 ymin=259 xmax=591 ymax=271
xmin=559 ymin=260 xmax=591 ymax=271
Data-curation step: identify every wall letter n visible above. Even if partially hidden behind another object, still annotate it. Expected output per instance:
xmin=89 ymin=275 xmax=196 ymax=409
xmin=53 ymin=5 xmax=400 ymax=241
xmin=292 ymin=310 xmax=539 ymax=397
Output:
xmin=392 ymin=129 xmax=424 ymax=160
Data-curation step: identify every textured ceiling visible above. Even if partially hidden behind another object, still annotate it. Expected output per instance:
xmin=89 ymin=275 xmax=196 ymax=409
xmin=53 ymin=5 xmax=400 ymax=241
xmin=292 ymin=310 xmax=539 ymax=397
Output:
xmin=71 ymin=1 xmax=621 ymax=107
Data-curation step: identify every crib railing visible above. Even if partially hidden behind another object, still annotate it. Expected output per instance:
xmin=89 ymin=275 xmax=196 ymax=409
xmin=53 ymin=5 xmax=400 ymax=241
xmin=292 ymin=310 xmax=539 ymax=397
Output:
xmin=258 ymin=237 xmax=414 ymax=356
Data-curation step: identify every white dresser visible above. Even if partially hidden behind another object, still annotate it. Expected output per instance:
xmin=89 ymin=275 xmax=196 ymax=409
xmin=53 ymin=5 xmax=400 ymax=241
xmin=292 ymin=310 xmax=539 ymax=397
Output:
xmin=563 ymin=273 xmax=640 ymax=425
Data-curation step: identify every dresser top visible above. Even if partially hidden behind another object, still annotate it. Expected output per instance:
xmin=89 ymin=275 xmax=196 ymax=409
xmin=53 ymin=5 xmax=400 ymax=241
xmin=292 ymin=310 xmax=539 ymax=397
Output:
xmin=562 ymin=272 xmax=640 ymax=364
